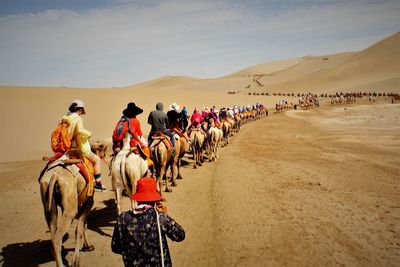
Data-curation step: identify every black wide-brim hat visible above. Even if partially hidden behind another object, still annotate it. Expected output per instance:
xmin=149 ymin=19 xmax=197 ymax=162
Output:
xmin=123 ymin=102 xmax=143 ymax=117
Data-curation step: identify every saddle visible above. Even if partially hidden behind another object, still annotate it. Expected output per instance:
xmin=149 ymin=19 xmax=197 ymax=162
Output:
xmin=170 ymin=127 xmax=187 ymax=139
xmin=149 ymin=132 xmax=172 ymax=150
xmin=40 ymin=152 xmax=95 ymax=201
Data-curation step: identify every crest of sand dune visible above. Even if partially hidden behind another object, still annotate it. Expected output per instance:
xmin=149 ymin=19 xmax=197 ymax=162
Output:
xmin=0 ymin=32 xmax=399 ymax=162
xmin=271 ymin=32 xmax=400 ymax=91
xmin=225 ymin=57 xmax=306 ymax=78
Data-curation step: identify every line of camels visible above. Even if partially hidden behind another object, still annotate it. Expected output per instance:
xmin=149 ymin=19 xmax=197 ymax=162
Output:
xmin=227 ymin=90 xmax=400 ymax=98
xmin=38 ymin=105 xmax=268 ymax=266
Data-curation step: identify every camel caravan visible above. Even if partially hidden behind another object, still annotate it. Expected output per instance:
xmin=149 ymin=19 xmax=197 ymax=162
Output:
xmin=37 ymin=90 xmax=398 ymax=265
xmin=38 ymin=99 xmax=268 ymax=266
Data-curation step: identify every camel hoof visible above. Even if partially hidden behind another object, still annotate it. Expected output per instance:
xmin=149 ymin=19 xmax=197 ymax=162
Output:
xmin=82 ymin=245 xmax=95 ymax=252
xmin=177 ymin=175 xmax=183 ymax=180
xmin=193 ymin=165 xmax=197 ymax=169
xmin=171 ymin=182 xmax=178 ymax=187
xmin=165 ymin=188 xmax=172 ymax=192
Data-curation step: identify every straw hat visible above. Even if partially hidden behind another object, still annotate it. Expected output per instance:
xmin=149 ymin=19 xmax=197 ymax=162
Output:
xmin=169 ymin=102 xmax=180 ymax=111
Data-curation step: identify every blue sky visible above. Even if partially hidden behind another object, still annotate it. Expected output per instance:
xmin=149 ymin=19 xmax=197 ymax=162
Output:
xmin=0 ymin=0 xmax=399 ymax=87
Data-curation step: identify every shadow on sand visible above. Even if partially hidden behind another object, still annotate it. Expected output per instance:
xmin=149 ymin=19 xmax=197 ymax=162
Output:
xmin=0 ymin=200 xmax=117 ymax=266
xmin=87 ymin=199 xmax=117 ymax=237
xmin=0 ymin=239 xmax=68 ymax=266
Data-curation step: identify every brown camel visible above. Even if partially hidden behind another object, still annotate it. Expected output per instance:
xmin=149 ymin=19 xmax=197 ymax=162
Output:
xmin=169 ymin=134 xmax=190 ymax=185
xmin=234 ymin=114 xmax=241 ymax=132
xmin=189 ymin=128 xmax=205 ymax=169
xmin=207 ymin=118 xmax=223 ymax=162
xmin=39 ymin=161 xmax=94 ymax=267
xmin=150 ymin=136 xmax=174 ymax=192
xmin=221 ymin=121 xmax=231 ymax=147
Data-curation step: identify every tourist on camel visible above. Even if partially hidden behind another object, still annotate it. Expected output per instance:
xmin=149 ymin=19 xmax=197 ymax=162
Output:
xmin=209 ymin=107 xmax=221 ymax=128
xmin=167 ymin=102 xmax=191 ymax=144
xmin=189 ymin=107 xmax=203 ymax=129
xmin=112 ymin=102 xmax=153 ymax=167
xmin=63 ymin=99 xmax=106 ymax=191
xmin=219 ymin=107 xmax=227 ymax=121
xmin=227 ymin=107 xmax=234 ymax=118
xmin=201 ymin=107 xmax=210 ymax=119
xmin=181 ymin=106 xmax=189 ymax=133
xmin=148 ymin=102 xmax=176 ymax=153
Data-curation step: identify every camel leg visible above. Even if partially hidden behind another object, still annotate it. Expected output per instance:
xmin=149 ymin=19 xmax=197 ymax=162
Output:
xmin=74 ymin=197 xmax=94 ymax=266
xmin=164 ymin=173 xmax=172 ymax=192
xmin=171 ymin=162 xmax=178 ymax=187
xmin=115 ymin=186 xmax=123 ymax=215
xmin=80 ymin=197 xmax=94 ymax=251
xmin=157 ymin=166 xmax=165 ymax=192
xmin=177 ymin=159 xmax=183 ymax=179
xmin=53 ymin=210 xmax=75 ymax=267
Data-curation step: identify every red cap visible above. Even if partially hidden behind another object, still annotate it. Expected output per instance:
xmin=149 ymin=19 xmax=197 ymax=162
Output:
xmin=131 ymin=177 xmax=161 ymax=202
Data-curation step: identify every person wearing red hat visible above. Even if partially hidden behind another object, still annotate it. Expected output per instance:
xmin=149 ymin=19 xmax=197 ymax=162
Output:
xmin=112 ymin=177 xmax=185 ymax=267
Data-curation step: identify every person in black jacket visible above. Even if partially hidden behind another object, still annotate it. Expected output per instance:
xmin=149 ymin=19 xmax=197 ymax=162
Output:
xmin=147 ymin=102 xmax=175 ymax=149
xmin=112 ymin=177 xmax=185 ymax=266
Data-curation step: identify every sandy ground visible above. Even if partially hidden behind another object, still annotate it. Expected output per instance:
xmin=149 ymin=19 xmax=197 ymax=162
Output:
xmin=0 ymin=99 xmax=399 ymax=266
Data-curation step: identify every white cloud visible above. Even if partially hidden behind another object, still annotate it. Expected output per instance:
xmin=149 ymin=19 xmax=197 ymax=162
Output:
xmin=0 ymin=0 xmax=399 ymax=87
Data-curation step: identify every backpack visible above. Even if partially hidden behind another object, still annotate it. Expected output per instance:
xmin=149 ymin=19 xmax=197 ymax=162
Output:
xmin=112 ymin=116 xmax=131 ymax=143
xmin=51 ymin=120 xmax=71 ymax=153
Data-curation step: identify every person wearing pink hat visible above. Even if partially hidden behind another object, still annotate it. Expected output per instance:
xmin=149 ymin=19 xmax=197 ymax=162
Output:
xmin=112 ymin=177 xmax=185 ymax=266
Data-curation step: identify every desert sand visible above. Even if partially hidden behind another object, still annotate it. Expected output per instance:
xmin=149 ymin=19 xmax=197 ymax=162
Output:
xmin=0 ymin=32 xmax=399 ymax=266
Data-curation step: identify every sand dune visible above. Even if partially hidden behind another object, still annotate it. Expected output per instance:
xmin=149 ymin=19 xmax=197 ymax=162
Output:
xmin=1 ymin=32 xmax=399 ymax=162
xmin=272 ymin=32 xmax=400 ymax=91
xmin=226 ymin=57 xmax=305 ymax=78
xmin=0 ymin=31 xmax=399 ymax=267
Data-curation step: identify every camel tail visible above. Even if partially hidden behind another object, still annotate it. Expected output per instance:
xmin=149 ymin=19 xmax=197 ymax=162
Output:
xmin=154 ymin=146 xmax=160 ymax=167
xmin=120 ymin=155 xmax=129 ymax=193
xmin=47 ymin=174 xmax=58 ymax=212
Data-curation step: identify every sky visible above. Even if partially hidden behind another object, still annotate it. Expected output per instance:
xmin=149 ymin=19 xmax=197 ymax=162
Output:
xmin=0 ymin=0 xmax=399 ymax=88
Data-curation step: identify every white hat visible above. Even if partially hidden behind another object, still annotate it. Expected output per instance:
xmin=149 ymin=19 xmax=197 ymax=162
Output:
xmin=169 ymin=103 xmax=180 ymax=111
xmin=71 ymin=99 xmax=86 ymax=114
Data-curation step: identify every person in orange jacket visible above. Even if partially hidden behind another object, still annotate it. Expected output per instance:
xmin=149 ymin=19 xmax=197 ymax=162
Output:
xmin=112 ymin=102 xmax=153 ymax=168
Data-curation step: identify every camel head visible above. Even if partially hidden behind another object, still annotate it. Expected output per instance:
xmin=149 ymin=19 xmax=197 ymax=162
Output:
xmin=91 ymin=141 xmax=108 ymax=159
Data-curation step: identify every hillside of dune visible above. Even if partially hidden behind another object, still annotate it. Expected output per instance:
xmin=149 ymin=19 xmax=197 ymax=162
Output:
xmin=267 ymin=32 xmax=400 ymax=92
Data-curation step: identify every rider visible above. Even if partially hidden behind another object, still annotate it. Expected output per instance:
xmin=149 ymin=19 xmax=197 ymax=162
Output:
xmin=63 ymin=99 xmax=106 ymax=192
xmin=167 ymin=102 xmax=191 ymax=143
xmin=180 ymin=106 xmax=189 ymax=133
xmin=219 ymin=107 xmax=227 ymax=121
xmin=112 ymin=102 xmax=153 ymax=167
xmin=147 ymin=102 xmax=175 ymax=153
xmin=189 ymin=107 xmax=203 ymax=130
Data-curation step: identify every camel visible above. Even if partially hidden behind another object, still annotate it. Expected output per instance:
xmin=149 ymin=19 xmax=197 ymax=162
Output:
xmin=90 ymin=141 xmax=108 ymax=159
xmin=189 ymin=128 xmax=205 ymax=169
xmin=150 ymin=135 xmax=174 ymax=192
xmin=169 ymin=133 xmax=190 ymax=185
xmin=226 ymin=117 xmax=236 ymax=136
xmin=39 ymin=158 xmax=95 ymax=267
xmin=221 ymin=120 xmax=232 ymax=147
xmin=234 ymin=114 xmax=241 ymax=132
xmin=207 ymin=118 xmax=223 ymax=162
xmin=111 ymin=133 xmax=148 ymax=215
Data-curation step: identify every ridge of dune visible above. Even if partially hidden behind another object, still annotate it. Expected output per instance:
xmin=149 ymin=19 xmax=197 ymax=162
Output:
xmin=129 ymin=75 xmax=201 ymax=90
xmin=272 ymin=32 xmax=400 ymax=92
xmin=226 ymin=58 xmax=305 ymax=78
xmin=258 ymin=52 xmax=357 ymax=87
